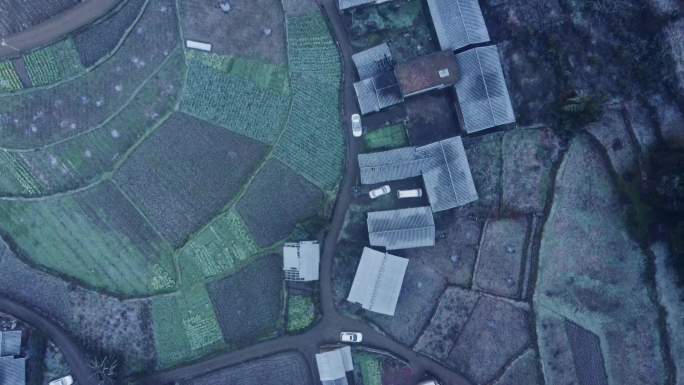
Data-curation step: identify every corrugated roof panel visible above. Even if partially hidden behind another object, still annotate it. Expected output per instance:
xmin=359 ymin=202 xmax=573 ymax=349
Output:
xmin=347 ymin=248 xmax=408 ymax=316
xmin=352 ymin=43 xmax=393 ymax=79
xmin=454 ymin=46 xmax=515 ymax=133
xmin=354 ymin=79 xmax=380 ymax=115
xmin=358 ymin=147 xmax=424 ymax=184
xmin=427 ymin=0 xmax=489 ymax=51
xmin=0 ymin=357 xmax=25 ymax=385
xmin=367 ymin=207 xmax=436 ymax=250
xmin=338 ymin=0 xmax=374 ymax=10
xmin=0 ymin=331 xmax=21 ymax=357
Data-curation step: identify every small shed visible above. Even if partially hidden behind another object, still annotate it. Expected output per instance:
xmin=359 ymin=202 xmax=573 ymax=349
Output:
xmin=352 ymin=43 xmax=393 ymax=79
xmin=315 ymin=346 xmax=354 ymax=385
xmin=353 ymin=71 xmax=403 ymax=115
xmin=283 ymin=241 xmax=320 ymax=281
xmin=347 ymin=247 xmax=409 ymax=316
xmin=395 ymin=51 xmax=459 ymax=97
xmin=0 ymin=330 xmax=21 ymax=357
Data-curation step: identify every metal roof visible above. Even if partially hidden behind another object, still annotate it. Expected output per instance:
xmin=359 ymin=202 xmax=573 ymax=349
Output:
xmin=417 ymin=137 xmax=479 ymax=211
xmin=358 ymin=137 xmax=478 ymax=212
xmin=338 ymin=0 xmax=394 ymax=10
xmin=368 ymin=207 xmax=436 ymax=250
xmin=426 ymin=0 xmax=490 ymax=51
xmin=0 ymin=331 xmax=21 ymax=357
xmin=283 ymin=241 xmax=320 ymax=281
xmin=454 ymin=45 xmax=515 ymax=133
xmin=347 ymin=248 xmax=409 ymax=315
xmin=352 ymin=43 xmax=393 ymax=79
xmin=0 ymin=357 xmax=25 ymax=385
xmin=353 ymin=72 xmax=403 ymax=115
xmin=315 ymin=346 xmax=353 ymax=382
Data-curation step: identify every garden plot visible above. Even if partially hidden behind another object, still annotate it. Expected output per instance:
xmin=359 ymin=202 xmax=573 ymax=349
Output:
xmin=472 ymin=217 xmax=529 ymax=299
xmin=448 ymin=296 xmax=531 ymax=384
xmin=0 ymin=62 xmax=22 ymax=92
xmin=501 ymin=127 xmax=562 ymax=214
xmin=151 ymin=284 xmax=225 ymax=369
xmin=0 ymin=0 xmax=79 ymax=35
xmin=351 ymin=349 xmax=414 ymax=385
xmin=207 ymin=254 xmax=284 ymax=346
xmin=274 ymin=75 xmax=344 ymax=193
xmin=534 ymin=135 xmax=667 ymax=385
xmin=115 ymin=111 xmax=268 ymax=247
xmin=180 ymin=51 xmax=291 ymax=144
xmin=237 ymin=159 xmax=325 ymax=247
xmin=0 ymin=48 xmax=185 ymax=197
xmin=183 ymin=351 xmax=313 ymax=385
xmin=180 ymin=0 xmax=287 ymax=65
xmin=0 ymin=239 xmax=156 ymax=374
xmin=343 ymin=0 xmax=437 ymax=62
xmin=364 ymin=124 xmax=408 ymax=151
xmin=0 ymin=0 xmax=179 ymax=149
xmin=462 ymin=133 xmax=504 ymax=213
xmin=286 ymin=294 xmax=316 ymax=333
xmin=286 ymin=12 xmax=341 ymax=84
xmin=73 ymin=0 xmax=147 ymax=67
xmin=24 ymin=38 xmax=84 ymax=86
xmin=177 ymin=208 xmax=259 ymax=286
xmin=492 ymin=349 xmax=542 ymax=385
xmin=0 ymin=181 xmax=176 ymax=296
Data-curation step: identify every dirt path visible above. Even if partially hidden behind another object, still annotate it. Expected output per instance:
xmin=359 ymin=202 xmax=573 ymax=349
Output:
xmin=0 ymin=0 xmax=120 ymax=57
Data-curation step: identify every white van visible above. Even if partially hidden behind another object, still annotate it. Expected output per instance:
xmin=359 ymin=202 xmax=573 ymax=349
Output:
xmin=397 ymin=188 xmax=423 ymax=199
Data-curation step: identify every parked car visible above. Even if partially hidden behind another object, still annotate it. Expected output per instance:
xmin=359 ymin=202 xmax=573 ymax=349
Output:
xmin=340 ymin=331 xmax=363 ymax=343
xmin=397 ymin=188 xmax=423 ymax=199
xmin=417 ymin=378 xmax=441 ymax=385
xmin=351 ymin=113 xmax=363 ymax=137
xmin=48 ymin=375 xmax=74 ymax=385
xmin=369 ymin=185 xmax=391 ymax=199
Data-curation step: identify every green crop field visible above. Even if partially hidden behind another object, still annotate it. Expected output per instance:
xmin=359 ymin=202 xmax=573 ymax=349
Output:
xmin=151 ymin=284 xmax=225 ymax=369
xmin=0 ymin=62 xmax=22 ymax=92
xmin=180 ymin=51 xmax=291 ymax=144
xmin=0 ymin=182 xmax=176 ymax=296
xmin=0 ymin=48 xmax=185 ymax=197
xmin=286 ymin=12 xmax=341 ymax=84
xmin=356 ymin=353 xmax=383 ymax=385
xmin=287 ymin=295 xmax=316 ymax=332
xmin=24 ymin=38 xmax=85 ymax=86
xmin=365 ymin=124 xmax=408 ymax=150
xmin=177 ymin=208 xmax=259 ymax=286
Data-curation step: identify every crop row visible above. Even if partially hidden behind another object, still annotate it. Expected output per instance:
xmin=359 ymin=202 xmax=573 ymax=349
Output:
xmin=24 ymin=38 xmax=85 ymax=86
xmin=0 ymin=62 xmax=22 ymax=92
xmin=0 ymin=0 xmax=179 ymax=149
xmin=0 ymin=181 xmax=176 ymax=296
xmin=180 ymin=56 xmax=291 ymax=144
xmin=177 ymin=208 xmax=259 ymax=286
xmin=73 ymin=0 xmax=147 ymax=67
xmin=0 ymin=48 xmax=185 ymax=197
xmin=286 ymin=12 xmax=341 ymax=84
xmin=151 ymin=284 xmax=225 ymax=369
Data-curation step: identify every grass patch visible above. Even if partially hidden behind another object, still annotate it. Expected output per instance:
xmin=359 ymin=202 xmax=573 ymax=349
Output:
xmin=356 ymin=353 xmax=383 ymax=385
xmin=151 ymin=284 xmax=225 ymax=369
xmin=287 ymin=295 xmax=316 ymax=332
xmin=0 ymin=62 xmax=22 ymax=92
xmin=24 ymin=38 xmax=84 ymax=86
xmin=364 ymin=124 xmax=407 ymax=151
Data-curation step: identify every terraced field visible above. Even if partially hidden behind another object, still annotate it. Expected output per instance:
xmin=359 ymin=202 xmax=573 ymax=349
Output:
xmin=0 ymin=62 xmax=22 ymax=92
xmin=24 ymin=38 xmax=84 ymax=86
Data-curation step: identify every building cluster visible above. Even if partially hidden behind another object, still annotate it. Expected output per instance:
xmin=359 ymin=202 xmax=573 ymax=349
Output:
xmin=342 ymin=0 xmax=516 ymax=317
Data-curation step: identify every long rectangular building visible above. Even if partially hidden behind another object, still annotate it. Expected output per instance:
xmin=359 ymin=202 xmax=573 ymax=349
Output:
xmin=347 ymin=247 xmax=408 ymax=316
xmin=426 ymin=0 xmax=490 ymax=51
xmin=368 ymin=206 xmax=435 ymax=250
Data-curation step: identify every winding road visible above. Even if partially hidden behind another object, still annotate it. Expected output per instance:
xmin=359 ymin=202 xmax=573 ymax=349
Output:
xmin=0 ymin=1 xmax=474 ymax=385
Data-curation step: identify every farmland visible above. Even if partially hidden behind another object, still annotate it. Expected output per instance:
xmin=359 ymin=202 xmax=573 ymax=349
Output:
xmin=151 ymin=284 xmax=225 ymax=369
xmin=0 ymin=48 xmax=185 ymax=196
xmin=0 ymin=181 xmax=176 ymax=296
xmin=24 ymin=38 xmax=84 ymax=86
xmin=236 ymin=159 xmax=324 ymax=247
xmin=180 ymin=51 xmax=291 ymax=144
xmin=0 ymin=0 xmax=179 ymax=149
xmin=0 ymin=0 xmax=79 ymax=35
xmin=0 ymin=62 xmax=22 ymax=92
xmin=114 ymin=111 xmax=268 ymax=247
xmin=73 ymin=0 xmax=147 ymax=67
xmin=207 ymin=254 xmax=284 ymax=347
xmin=286 ymin=12 xmax=341 ymax=83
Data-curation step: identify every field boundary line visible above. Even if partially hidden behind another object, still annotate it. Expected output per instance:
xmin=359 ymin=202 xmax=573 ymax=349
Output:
xmin=0 ymin=44 xmax=182 ymax=153
xmin=0 ymin=178 xmax=107 ymax=202
xmin=0 ymin=0 xmax=151 ymax=98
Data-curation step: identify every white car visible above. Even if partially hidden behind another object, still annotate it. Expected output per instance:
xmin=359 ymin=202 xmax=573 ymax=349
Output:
xmin=368 ymin=185 xmax=391 ymax=199
xmin=48 ymin=375 xmax=74 ymax=385
xmin=417 ymin=378 xmax=442 ymax=385
xmin=340 ymin=331 xmax=363 ymax=343
xmin=351 ymin=113 xmax=363 ymax=137
xmin=397 ymin=188 xmax=423 ymax=199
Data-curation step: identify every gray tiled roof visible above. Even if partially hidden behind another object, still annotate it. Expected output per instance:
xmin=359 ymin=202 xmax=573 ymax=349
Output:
xmin=352 ymin=43 xmax=393 ymax=79
xmin=338 ymin=0 xmax=394 ymax=10
xmin=347 ymin=247 xmax=409 ymax=315
xmin=368 ymin=207 xmax=435 ymax=250
xmin=454 ymin=45 xmax=515 ymax=133
xmin=418 ymin=137 xmax=479 ymax=211
xmin=0 ymin=357 xmax=25 ymax=385
xmin=358 ymin=137 xmax=478 ymax=212
xmin=427 ymin=0 xmax=490 ymax=51
xmin=0 ymin=331 xmax=21 ymax=357
xmin=353 ymin=72 xmax=403 ymax=115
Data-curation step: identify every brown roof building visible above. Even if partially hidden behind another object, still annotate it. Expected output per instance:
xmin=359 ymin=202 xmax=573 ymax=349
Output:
xmin=395 ymin=51 xmax=459 ymax=97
